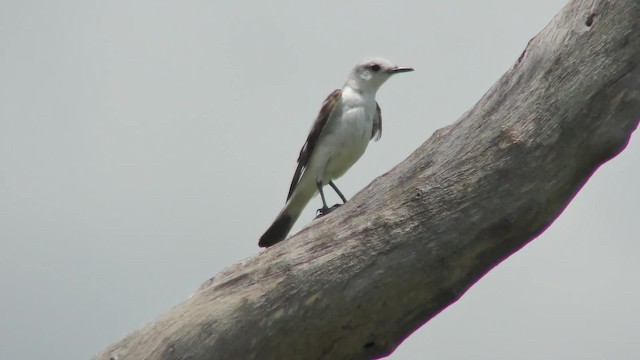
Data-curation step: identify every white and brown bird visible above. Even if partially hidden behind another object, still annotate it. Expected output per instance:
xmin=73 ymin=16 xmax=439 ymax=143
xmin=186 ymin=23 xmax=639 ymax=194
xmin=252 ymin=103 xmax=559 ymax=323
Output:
xmin=258 ymin=58 xmax=413 ymax=247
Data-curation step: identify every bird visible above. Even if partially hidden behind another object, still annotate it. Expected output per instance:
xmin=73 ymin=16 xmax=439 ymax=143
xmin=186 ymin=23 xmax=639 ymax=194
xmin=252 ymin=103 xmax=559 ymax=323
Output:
xmin=258 ymin=57 xmax=414 ymax=248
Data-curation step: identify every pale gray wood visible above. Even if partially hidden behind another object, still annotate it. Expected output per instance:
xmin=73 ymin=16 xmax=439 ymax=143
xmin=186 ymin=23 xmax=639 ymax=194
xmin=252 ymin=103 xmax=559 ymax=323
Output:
xmin=94 ymin=1 xmax=640 ymax=359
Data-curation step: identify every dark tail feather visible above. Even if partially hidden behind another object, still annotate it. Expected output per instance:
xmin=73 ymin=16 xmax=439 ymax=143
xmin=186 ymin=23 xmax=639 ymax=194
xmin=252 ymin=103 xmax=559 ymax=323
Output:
xmin=258 ymin=213 xmax=294 ymax=248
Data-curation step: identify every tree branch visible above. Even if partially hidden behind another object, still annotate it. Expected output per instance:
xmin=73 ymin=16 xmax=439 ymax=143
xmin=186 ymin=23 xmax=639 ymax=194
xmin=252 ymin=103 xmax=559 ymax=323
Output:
xmin=94 ymin=1 xmax=640 ymax=359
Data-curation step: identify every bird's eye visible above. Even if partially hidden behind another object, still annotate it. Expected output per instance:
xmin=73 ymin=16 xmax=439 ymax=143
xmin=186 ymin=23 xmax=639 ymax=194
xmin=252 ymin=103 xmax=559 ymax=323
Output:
xmin=369 ymin=64 xmax=381 ymax=72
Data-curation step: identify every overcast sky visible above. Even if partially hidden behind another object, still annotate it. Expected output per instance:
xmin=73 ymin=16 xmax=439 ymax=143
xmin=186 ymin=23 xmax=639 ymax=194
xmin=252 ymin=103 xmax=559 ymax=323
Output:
xmin=1 ymin=1 xmax=638 ymax=359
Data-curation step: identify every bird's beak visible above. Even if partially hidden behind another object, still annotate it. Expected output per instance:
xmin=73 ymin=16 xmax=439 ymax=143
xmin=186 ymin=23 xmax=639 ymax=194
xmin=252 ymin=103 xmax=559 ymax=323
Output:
xmin=387 ymin=66 xmax=414 ymax=74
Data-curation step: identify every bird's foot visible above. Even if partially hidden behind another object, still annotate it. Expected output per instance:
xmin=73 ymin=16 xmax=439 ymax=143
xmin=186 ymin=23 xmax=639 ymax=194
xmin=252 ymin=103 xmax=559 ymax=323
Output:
xmin=315 ymin=204 xmax=342 ymax=219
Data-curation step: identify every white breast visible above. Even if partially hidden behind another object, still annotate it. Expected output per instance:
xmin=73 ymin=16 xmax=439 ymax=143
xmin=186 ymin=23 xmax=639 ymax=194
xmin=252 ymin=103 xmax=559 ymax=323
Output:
xmin=314 ymin=88 xmax=376 ymax=183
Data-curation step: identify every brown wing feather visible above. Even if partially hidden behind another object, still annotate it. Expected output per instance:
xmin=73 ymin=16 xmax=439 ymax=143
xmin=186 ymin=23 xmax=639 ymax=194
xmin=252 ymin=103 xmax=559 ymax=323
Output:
xmin=372 ymin=102 xmax=382 ymax=141
xmin=287 ymin=89 xmax=342 ymax=200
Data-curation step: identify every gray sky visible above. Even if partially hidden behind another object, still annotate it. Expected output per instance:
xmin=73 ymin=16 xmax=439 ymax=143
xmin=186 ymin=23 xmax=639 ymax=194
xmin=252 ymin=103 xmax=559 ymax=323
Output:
xmin=1 ymin=1 xmax=638 ymax=359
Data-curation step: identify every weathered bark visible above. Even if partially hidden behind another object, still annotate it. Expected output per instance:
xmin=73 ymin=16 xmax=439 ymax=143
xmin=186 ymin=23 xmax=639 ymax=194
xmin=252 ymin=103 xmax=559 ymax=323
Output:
xmin=94 ymin=1 xmax=640 ymax=359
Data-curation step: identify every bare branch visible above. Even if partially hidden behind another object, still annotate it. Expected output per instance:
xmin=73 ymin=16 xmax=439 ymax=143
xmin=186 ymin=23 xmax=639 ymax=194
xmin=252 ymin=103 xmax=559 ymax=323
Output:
xmin=94 ymin=1 xmax=640 ymax=359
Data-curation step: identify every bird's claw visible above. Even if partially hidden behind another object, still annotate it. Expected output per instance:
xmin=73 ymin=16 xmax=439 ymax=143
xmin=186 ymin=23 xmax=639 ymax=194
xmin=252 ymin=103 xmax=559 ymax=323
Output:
xmin=315 ymin=204 xmax=342 ymax=219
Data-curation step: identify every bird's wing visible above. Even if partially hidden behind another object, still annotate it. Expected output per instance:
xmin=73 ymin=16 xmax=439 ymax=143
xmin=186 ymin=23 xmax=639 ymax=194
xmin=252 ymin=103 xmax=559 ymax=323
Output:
xmin=287 ymin=89 xmax=342 ymax=200
xmin=372 ymin=102 xmax=382 ymax=141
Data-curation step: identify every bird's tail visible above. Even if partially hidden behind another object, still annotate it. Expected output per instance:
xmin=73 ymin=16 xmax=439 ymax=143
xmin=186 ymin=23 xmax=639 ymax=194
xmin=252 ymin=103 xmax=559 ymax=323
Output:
xmin=258 ymin=179 xmax=317 ymax=247
xmin=258 ymin=210 xmax=297 ymax=248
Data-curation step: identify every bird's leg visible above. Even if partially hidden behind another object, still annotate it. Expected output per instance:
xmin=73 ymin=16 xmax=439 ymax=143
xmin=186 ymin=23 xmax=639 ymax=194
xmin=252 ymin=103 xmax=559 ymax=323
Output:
xmin=316 ymin=181 xmax=330 ymax=217
xmin=329 ymin=181 xmax=347 ymax=204
xmin=316 ymin=181 xmax=345 ymax=219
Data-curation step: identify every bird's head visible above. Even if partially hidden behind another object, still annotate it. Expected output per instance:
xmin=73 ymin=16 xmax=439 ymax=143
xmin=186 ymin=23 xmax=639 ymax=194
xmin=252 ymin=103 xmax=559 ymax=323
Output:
xmin=346 ymin=57 xmax=414 ymax=93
